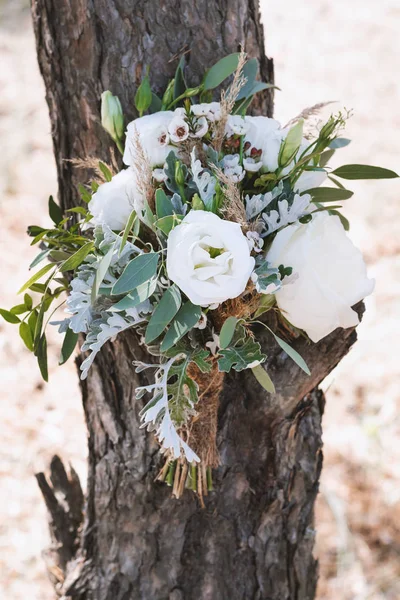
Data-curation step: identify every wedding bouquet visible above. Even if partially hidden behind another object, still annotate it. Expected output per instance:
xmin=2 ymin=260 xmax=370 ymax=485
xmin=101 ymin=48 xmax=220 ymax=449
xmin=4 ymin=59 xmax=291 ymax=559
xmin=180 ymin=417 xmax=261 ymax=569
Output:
xmin=3 ymin=52 xmax=397 ymax=500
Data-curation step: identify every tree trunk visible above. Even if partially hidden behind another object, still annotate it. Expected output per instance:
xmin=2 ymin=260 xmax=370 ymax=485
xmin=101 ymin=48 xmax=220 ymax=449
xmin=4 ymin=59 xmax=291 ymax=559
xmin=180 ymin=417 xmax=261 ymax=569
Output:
xmin=31 ymin=2 xmax=359 ymax=599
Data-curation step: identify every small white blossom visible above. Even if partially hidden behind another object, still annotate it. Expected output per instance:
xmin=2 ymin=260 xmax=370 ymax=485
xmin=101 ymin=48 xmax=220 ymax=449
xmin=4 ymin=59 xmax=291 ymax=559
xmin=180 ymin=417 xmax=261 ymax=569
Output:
xmin=206 ymin=331 xmax=220 ymax=356
xmin=194 ymin=312 xmax=208 ymax=329
xmin=191 ymin=116 xmax=208 ymax=138
xmin=222 ymin=154 xmax=245 ymax=183
xmin=243 ymin=157 xmax=263 ymax=172
xmin=191 ymin=102 xmax=221 ymax=122
xmin=226 ymin=115 xmax=250 ymax=137
xmin=168 ymin=115 xmax=189 ymax=143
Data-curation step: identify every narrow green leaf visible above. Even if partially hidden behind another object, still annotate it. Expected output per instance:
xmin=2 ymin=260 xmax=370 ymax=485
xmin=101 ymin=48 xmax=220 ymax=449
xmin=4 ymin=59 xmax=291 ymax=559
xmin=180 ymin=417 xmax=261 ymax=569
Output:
xmin=92 ymin=246 xmax=114 ymax=302
xmin=135 ymin=73 xmax=152 ymax=115
xmin=112 ymin=252 xmax=159 ymax=295
xmin=160 ymin=302 xmax=202 ymax=352
xmin=110 ymin=278 xmax=157 ymax=311
xmin=98 ymin=161 xmax=113 ymax=182
xmin=59 ymin=328 xmax=79 ymax=365
xmin=252 ymin=364 xmax=275 ymax=393
xmin=10 ymin=304 xmax=28 ymax=315
xmin=328 ymin=175 xmax=346 ymax=189
xmin=145 ymin=285 xmax=182 ymax=344
xmin=219 ymin=316 xmax=239 ymax=349
xmin=278 ymin=119 xmax=304 ymax=167
xmin=119 ymin=209 xmax=138 ymax=256
xmin=308 ymin=187 xmax=354 ymax=202
xmin=36 ymin=334 xmax=48 ymax=382
xmin=28 ymin=310 xmax=38 ymax=336
xmin=0 ymin=308 xmax=21 ymax=324
xmin=18 ymin=263 xmax=54 ymax=294
xmin=78 ymin=183 xmax=92 ymax=203
xmin=332 ymin=164 xmax=399 ymax=180
xmin=174 ymin=55 xmax=187 ymax=100
xmin=233 ymin=58 xmax=258 ymax=100
xmin=203 ymin=53 xmax=240 ymax=90
xmin=271 ymin=331 xmax=310 ymax=375
xmin=60 ymin=242 xmax=94 ymax=272
xmin=149 ymin=92 xmax=162 ymax=113
xmin=29 ymin=249 xmax=50 ymax=270
xmin=328 ymin=209 xmax=350 ymax=231
xmin=319 ymin=149 xmax=335 ymax=168
xmin=48 ymin=195 xmax=63 ymax=225
xmin=19 ymin=322 xmax=34 ymax=352
xmin=253 ymin=294 xmax=276 ymax=319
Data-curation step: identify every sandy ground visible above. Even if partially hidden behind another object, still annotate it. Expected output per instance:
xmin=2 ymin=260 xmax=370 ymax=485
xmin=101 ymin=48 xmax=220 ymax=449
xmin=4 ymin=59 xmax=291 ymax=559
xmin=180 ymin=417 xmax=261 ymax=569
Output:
xmin=0 ymin=1 xmax=399 ymax=598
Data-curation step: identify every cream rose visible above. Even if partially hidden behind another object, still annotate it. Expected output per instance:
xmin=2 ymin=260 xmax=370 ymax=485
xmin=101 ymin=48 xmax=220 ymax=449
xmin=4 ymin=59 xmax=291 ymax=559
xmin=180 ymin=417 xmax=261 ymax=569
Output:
xmin=166 ymin=211 xmax=255 ymax=306
xmin=123 ymin=111 xmax=176 ymax=167
xmin=88 ymin=168 xmax=142 ymax=231
xmin=266 ymin=212 xmax=375 ymax=342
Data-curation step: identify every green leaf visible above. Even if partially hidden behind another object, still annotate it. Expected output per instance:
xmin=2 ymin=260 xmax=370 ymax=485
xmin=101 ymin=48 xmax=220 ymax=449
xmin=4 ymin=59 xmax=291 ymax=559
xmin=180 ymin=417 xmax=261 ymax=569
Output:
xmin=24 ymin=294 xmax=33 ymax=310
xmin=78 ymin=183 xmax=92 ymax=203
xmin=278 ymin=119 xmax=304 ymax=167
xmin=233 ymin=58 xmax=258 ymax=100
xmin=160 ymin=302 xmax=202 ymax=352
xmin=59 ymin=328 xmax=79 ymax=365
xmin=319 ymin=149 xmax=335 ymax=168
xmin=329 ymin=137 xmax=351 ymax=149
xmin=135 ymin=73 xmax=152 ymax=116
xmin=110 ymin=278 xmax=157 ymax=311
xmin=252 ymin=364 xmax=275 ymax=393
xmin=112 ymin=252 xmax=159 ymax=295
xmin=174 ymin=55 xmax=187 ymax=100
xmin=203 ymin=53 xmax=240 ymax=90
xmin=219 ymin=316 xmax=239 ymax=349
xmin=60 ymin=242 xmax=94 ymax=273
xmin=19 ymin=321 xmax=34 ymax=352
xmin=332 ymin=164 xmax=399 ymax=180
xmin=253 ymin=294 xmax=276 ymax=319
xmin=119 ymin=209 xmax=138 ymax=256
xmin=48 ymin=195 xmax=63 ymax=225
xmin=145 ymin=285 xmax=182 ymax=344
xmin=328 ymin=209 xmax=350 ymax=231
xmin=98 ymin=161 xmax=113 ymax=182
xmin=0 ymin=308 xmax=21 ymax=324
xmin=149 ymin=92 xmax=162 ymax=113
xmin=218 ymin=334 xmax=266 ymax=373
xmin=270 ymin=330 xmax=310 ymax=375
xmin=155 ymin=214 xmax=183 ymax=236
xmin=91 ymin=246 xmax=114 ymax=302
xmin=36 ymin=334 xmax=48 ymax=382
xmin=18 ymin=263 xmax=54 ymax=294
xmin=308 ymin=187 xmax=354 ymax=202
xmin=155 ymin=188 xmax=174 ymax=218
xmin=29 ymin=249 xmax=50 ymax=270
xmin=10 ymin=304 xmax=29 ymax=315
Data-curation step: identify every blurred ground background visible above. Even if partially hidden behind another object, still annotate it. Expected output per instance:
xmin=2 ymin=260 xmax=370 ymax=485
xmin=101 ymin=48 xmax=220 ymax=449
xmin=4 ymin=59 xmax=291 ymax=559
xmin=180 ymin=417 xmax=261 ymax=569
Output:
xmin=0 ymin=1 xmax=399 ymax=598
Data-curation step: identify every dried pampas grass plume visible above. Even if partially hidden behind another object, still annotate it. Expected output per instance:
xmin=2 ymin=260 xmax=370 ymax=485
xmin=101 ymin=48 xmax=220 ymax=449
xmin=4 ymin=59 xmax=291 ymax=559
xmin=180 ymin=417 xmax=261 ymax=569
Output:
xmin=212 ymin=165 xmax=247 ymax=228
xmin=66 ymin=153 xmax=118 ymax=184
xmin=129 ymin=125 xmax=155 ymax=211
xmin=213 ymin=49 xmax=248 ymax=152
xmin=283 ymin=101 xmax=337 ymax=129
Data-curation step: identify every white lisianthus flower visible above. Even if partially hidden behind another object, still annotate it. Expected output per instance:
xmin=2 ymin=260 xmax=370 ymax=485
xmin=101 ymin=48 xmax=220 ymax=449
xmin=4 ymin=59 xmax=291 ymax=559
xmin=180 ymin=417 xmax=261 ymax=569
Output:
xmin=168 ymin=115 xmax=190 ymax=143
xmin=295 ymin=169 xmax=327 ymax=193
xmin=88 ymin=169 xmax=141 ymax=231
xmin=266 ymin=212 xmax=375 ymax=342
xmin=123 ymin=111 xmax=175 ymax=167
xmin=166 ymin=210 xmax=255 ymax=306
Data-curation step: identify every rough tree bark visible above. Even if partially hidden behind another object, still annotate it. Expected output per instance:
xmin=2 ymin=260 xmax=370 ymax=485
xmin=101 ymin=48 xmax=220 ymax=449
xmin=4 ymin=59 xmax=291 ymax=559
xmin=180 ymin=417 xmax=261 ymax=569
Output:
xmin=31 ymin=2 xmax=360 ymax=599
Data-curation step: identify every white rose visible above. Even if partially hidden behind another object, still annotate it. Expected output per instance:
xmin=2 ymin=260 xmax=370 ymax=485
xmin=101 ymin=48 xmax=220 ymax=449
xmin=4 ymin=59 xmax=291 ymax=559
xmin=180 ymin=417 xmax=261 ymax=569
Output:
xmin=123 ymin=111 xmax=176 ymax=167
xmin=88 ymin=169 xmax=141 ymax=231
xmin=266 ymin=212 xmax=375 ymax=342
xmin=166 ymin=210 xmax=255 ymax=306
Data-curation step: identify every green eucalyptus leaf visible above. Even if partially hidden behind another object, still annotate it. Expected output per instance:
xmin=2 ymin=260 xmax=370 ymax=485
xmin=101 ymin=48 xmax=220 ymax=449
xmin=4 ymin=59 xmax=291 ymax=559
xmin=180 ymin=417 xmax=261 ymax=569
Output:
xmin=149 ymin=92 xmax=162 ymax=113
xmin=155 ymin=188 xmax=174 ymax=218
xmin=60 ymin=242 xmax=94 ymax=273
xmin=328 ymin=209 xmax=350 ymax=231
xmin=319 ymin=149 xmax=335 ymax=168
xmin=119 ymin=209 xmax=138 ymax=256
xmin=271 ymin=330 xmax=310 ymax=375
xmin=59 ymin=328 xmax=79 ymax=365
xmin=155 ymin=214 xmax=183 ymax=236
xmin=252 ymin=364 xmax=275 ymax=393
xmin=329 ymin=138 xmax=351 ymax=149
xmin=36 ymin=334 xmax=48 ymax=382
xmin=174 ymin=55 xmax=187 ymax=100
xmin=145 ymin=285 xmax=182 ymax=344
xmin=219 ymin=316 xmax=239 ymax=349
xmin=160 ymin=302 xmax=202 ymax=352
xmin=332 ymin=164 xmax=399 ymax=180
xmin=203 ymin=53 xmax=240 ymax=90
xmin=112 ymin=252 xmax=159 ymax=295
xmin=110 ymin=278 xmax=157 ymax=311
xmin=18 ymin=263 xmax=54 ymax=294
